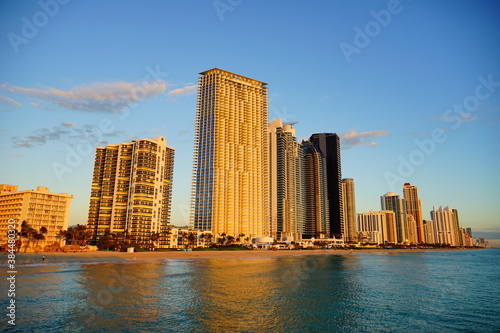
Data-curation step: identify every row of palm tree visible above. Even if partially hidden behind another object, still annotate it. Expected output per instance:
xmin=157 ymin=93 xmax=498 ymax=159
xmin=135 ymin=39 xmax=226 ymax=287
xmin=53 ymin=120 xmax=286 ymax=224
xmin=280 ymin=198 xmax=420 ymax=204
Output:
xmin=17 ymin=221 xmax=47 ymax=252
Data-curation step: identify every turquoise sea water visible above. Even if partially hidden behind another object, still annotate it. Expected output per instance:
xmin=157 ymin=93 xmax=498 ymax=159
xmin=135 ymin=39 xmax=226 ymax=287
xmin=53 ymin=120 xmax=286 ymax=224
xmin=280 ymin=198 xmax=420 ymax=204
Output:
xmin=2 ymin=249 xmax=500 ymax=332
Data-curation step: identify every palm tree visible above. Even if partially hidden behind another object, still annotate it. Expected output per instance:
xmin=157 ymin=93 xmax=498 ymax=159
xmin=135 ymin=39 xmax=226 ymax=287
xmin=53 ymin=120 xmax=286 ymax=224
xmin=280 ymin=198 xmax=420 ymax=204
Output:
xmin=226 ymin=235 xmax=235 ymax=246
xmin=20 ymin=221 xmax=36 ymax=252
xmin=150 ymin=232 xmax=160 ymax=249
xmin=202 ymin=233 xmax=213 ymax=247
xmin=187 ymin=232 xmax=198 ymax=249
xmin=237 ymin=233 xmax=245 ymax=244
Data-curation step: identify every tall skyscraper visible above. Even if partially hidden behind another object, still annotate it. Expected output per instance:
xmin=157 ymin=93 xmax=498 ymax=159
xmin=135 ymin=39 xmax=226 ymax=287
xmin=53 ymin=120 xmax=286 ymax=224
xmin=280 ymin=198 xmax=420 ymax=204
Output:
xmin=191 ymin=68 xmax=269 ymax=238
xmin=403 ymin=183 xmax=424 ymax=243
xmin=430 ymin=206 xmax=458 ymax=246
xmin=380 ymin=192 xmax=408 ymax=244
xmin=268 ymin=118 xmax=304 ymax=241
xmin=452 ymin=209 xmax=462 ymax=246
xmin=309 ymin=133 xmax=343 ymax=238
xmin=341 ymin=178 xmax=356 ymax=242
xmin=87 ymin=137 xmax=174 ymax=246
xmin=301 ymin=141 xmax=330 ymax=238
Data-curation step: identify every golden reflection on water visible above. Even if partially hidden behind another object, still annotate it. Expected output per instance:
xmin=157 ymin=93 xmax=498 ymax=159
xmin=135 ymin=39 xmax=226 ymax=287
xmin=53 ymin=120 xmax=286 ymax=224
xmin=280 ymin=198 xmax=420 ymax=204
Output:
xmin=191 ymin=258 xmax=283 ymax=332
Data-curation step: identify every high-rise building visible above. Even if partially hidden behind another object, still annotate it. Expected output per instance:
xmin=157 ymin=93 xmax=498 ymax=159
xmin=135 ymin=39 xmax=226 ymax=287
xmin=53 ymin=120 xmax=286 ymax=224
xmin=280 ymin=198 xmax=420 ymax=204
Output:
xmin=403 ymin=183 xmax=424 ymax=243
xmin=380 ymin=192 xmax=408 ymax=244
xmin=423 ymin=220 xmax=436 ymax=244
xmin=0 ymin=185 xmax=73 ymax=250
xmin=87 ymin=137 xmax=174 ymax=247
xmin=357 ymin=210 xmax=397 ymax=244
xmin=430 ymin=206 xmax=458 ymax=246
xmin=268 ymin=118 xmax=304 ymax=241
xmin=191 ymin=68 xmax=269 ymax=238
xmin=341 ymin=178 xmax=356 ymax=242
xmin=452 ymin=209 xmax=462 ymax=246
xmin=308 ymin=133 xmax=343 ymax=238
xmin=301 ymin=141 xmax=329 ymax=238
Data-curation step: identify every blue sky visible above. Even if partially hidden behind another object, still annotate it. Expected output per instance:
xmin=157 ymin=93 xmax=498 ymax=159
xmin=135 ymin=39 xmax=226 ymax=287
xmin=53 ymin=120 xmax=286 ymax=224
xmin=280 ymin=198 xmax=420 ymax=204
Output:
xmin=1 ymin=0 xmax=499 ymax=244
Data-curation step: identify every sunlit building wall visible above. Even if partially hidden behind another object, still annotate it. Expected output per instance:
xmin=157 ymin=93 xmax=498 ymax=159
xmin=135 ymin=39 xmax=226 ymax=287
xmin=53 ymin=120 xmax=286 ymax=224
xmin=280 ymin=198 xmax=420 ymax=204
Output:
xmin=87 ymin=137 xmax=174 ymax=247
xmin=268 ymin=118 xmax=304 ymax=241
xmin=380 ymin=192 xmax=408 ymax=244
xmin=431 ymin=206 xmax=458 ymax=246
xmin=341 ymin=178 xmax=356 ymax=242
xmin=191 ymin=68 xmax=269 ymax=238
xmin=0 ymin=185 xmax=73 ymax=249
xmin=403 ymin=183 xmax=424 ymax=243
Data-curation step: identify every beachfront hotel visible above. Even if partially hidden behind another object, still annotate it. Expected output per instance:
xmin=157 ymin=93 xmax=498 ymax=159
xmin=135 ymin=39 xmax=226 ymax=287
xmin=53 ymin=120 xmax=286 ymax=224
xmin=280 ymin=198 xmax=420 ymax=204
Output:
xmin=0 ymin=184 xmax=73 ymax=251
xmin=87 ymin=137 xmax=174 ymax=247
xmin=190 ymin=68 xmax=269 ymax=238
xmin=268 ymin=118 xmax=304 ymax=241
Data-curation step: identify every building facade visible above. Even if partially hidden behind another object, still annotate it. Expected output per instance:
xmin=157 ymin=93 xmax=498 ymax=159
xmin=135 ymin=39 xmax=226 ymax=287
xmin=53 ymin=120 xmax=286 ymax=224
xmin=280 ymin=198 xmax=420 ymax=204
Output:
xmin=0 ymin=185 xmax=73 ymax=250
xmin=430 ymin=206 xmax=458 ymax=246
xmin=357 ymin=210 xmax=397 ymax=244
xmin=87 ymin=137 xmax=174 ymax=247
xmin=191 ymin=68 xmax=269 ymax=238
xmin=380 ymin=192 xmax=408 ymax=244
xmin=308 ymin=133 xmax=343 ymax=238
xmin=403 ymin=183 xmax=424 ymax=243
xmin=301 ymin=141 xmax=330 ymax=238
xmin=341 ymin=178 xmax=356 ymax=242
xmin=268 ymin=118 xmax=304 ymax=241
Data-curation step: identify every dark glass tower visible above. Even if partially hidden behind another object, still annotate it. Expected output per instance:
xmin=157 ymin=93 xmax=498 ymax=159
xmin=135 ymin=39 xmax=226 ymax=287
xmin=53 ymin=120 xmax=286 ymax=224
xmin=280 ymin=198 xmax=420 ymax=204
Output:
xmin=309 ymin=133 xmax=344 ymax=237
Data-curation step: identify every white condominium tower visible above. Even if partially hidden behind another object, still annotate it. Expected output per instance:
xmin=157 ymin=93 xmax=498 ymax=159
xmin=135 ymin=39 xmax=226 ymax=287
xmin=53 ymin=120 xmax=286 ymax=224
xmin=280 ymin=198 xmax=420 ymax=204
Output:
xmin=191 ymin=68 xmax=269 ymax=238
xmin=268 ymin=118 xmax=304 ymax=241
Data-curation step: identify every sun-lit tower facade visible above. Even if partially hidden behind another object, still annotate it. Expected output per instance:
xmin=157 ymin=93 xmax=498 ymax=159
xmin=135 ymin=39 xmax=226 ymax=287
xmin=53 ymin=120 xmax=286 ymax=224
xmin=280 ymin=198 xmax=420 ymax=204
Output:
xmin=341 ymin=178 xmax=356 ymax=242
xmin=268 ymin=118 xmax=304 ymax=241
xmin=431 ymin=206 xmax=458 ymax=246
xmin=87 ymin=137 xmax=175 ymax=247
xmin=403 ymin=183 xmax=424 ymax=244
xmin=381 ymin=192 xmax=409 ymax=244
xmin=309 ymin=133 xmax=343 ymax=238
xmin=191 ymin=68 xmax=269 ymax=238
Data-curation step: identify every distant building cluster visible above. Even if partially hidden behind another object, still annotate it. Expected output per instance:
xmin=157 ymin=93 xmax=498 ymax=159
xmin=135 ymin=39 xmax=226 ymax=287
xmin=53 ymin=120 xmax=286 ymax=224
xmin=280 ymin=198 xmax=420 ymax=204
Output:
xmin=0 ymin=68 xmax=491 ymax=250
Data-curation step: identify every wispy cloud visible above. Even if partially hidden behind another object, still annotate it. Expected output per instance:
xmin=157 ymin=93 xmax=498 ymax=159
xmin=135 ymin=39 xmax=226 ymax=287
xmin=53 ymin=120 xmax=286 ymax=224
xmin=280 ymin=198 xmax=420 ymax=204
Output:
xmin=168 ymin=84 xmax=197 ymax=96
xmin=12 ymin=122 xmax=124 ymax=148
xmin=340 ymin=128 xmax=389 ymax=150
xmin=0 ymin=95 xmax=22 ymax=109
xmin=0 ymin=81 xmax=167 ymax=113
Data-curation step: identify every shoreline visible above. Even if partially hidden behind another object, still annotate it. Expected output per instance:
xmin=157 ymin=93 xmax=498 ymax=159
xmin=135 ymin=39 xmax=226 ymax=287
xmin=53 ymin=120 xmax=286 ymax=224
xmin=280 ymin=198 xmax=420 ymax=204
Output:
xmin=8 ymin=247 xmax=487 ymax=263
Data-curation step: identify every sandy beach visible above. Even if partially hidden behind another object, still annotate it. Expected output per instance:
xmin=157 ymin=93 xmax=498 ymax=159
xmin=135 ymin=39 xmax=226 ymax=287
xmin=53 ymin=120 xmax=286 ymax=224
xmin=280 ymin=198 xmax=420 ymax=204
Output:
xmin=10 ymin=247 xmax=472 ymax=264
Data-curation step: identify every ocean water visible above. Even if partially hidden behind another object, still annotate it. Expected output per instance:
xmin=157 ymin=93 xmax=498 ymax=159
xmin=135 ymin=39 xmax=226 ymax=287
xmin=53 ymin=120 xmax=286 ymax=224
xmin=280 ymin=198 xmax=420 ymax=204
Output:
xmin=2 ymin=249 xmax=499 ymax=332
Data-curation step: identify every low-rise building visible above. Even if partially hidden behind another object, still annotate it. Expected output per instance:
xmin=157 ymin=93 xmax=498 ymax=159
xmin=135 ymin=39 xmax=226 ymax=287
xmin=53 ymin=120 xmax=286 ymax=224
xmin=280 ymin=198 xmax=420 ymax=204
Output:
xmin=0 ymin=184 xmax=73 ymax=252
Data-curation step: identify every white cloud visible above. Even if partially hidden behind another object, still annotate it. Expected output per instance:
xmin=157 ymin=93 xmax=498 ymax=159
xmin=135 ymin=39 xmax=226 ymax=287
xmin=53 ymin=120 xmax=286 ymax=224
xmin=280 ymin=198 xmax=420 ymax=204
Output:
xmin=0 ymin=80 xmax=167 ymax=113
xmin=340 ymin=128 xmax=389 ymax=150
xmin=168 ymin=84 xmax=197 ymax=96
xmin=0 ymin=95 xmax=22 ymax=108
